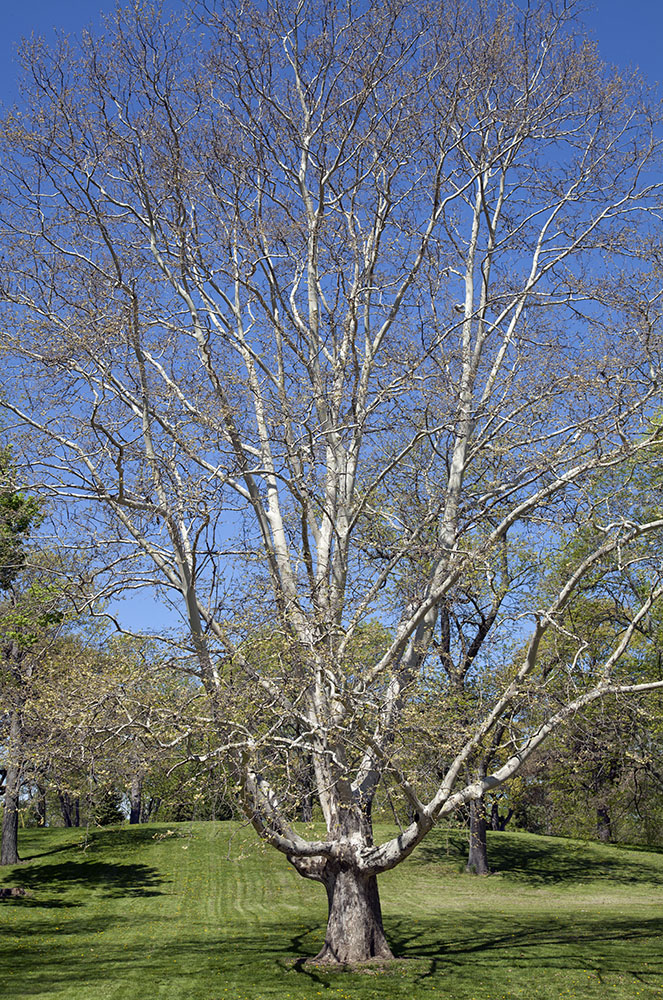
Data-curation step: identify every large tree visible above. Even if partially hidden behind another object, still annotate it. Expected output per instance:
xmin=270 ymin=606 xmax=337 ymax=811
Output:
xmin=2 ymin=0 xmax=663 ymax=962
xmin=0 ymin=450 xmax=44 ymax=864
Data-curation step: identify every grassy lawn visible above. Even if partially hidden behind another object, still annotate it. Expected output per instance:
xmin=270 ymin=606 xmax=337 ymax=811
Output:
xmin=1 ymin=821 xmax=663 ymax=999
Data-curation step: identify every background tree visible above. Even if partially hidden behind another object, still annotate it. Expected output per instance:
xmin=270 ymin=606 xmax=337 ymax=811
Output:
xmin=1 ymin=0 xmax=663 ymax=961
xmin=26 ymin=631 xmax=205 ymax=828
xmin=0 ymin=451 xmax=45 ymax=863
xmin=517 ymin=429 xmax=663 ymax=842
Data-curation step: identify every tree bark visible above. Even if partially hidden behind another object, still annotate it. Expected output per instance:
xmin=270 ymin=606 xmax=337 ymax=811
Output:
xmin=1 ymin=762 xmax=20 ymax=865
xmin=490 ymin=801 xmax=513 ymax=831
xmin=312 ymin=865 xmax=394 ymax=965
xmin=1 ymin=710 xmax=22 ymax=865
xmin=299 ymin=793 xmax=313 ymax=823
xmin=141 ymin=796 xmax=161 ymax=823
xmin=597 ymin=805 xmax=612 ymax=843
xmin=129 ymin=774 xmax=143 ymax=825
xmin=299 ymin=755 xmax=315 ymax=822
xmin=466 ymin=796 xmax=490 ymax=875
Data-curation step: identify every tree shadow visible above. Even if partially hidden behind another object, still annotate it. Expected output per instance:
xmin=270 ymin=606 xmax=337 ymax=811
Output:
xmin=18 ymin=823 xmax=182 ymax=863
xmin=23 ymin=842 xmax=82 ymax=861
xmin=4 ymin=905 xmax=663 ymax=996
xmin=244 ymin=909 xmax=663 ymax=990
xmin=82 ymin=825 xmax=183 ymax=852
xmin=4 ymin=860 xmax=168 ymax=900
xmin=415 ymin=831 xmax=663 ymax=886
xmin=385 ymin=910 xmax=663 ymax=974
xmin=611 ymin=841 xmax=663 ymax=857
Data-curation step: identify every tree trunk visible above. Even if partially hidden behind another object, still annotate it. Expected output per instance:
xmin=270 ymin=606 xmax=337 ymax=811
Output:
xmin=58 ymin=790 xmax=80 ymax=827
xmin=1 ymin=710 xmax=22 ymax=865
xmin=129 ymin=774 xmax=142 ymax=825
xmin=597 ymin=805 xmax=612 ymax=843
xmin=297 ymin=751 xmax=314 ymax=821
xmin=1 ymin=761 xmax=20 ymax=865
xmin=466 ymin=796 xmax=490 ymax=875
xmin=312 ymin=865 xmax=394 ymax=965
xmin=35 ymin=783 xmax=47 ymax=827
xmin=141 ymin=796 xmax=161 ymax=823
xmin=300 ymin=794 xmax=313 ymax=823
xmin=490 ymin=801 xmax=513 ymax=831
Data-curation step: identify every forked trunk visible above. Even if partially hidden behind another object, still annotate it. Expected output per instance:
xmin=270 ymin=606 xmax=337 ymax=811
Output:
xmin=312 ymin=865 xmax=393 ymax=965
xmin=57 ymin=790 xmax=80 ymax=827
xmin=490 ymin=801 xmax=513 ymax=831
xmin=141 ymin=796 xmax=161 ymax=823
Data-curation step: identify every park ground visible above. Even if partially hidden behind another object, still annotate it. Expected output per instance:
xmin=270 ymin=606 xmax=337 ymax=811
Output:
xmin=1 ymin=821 xmax=662 ymax=999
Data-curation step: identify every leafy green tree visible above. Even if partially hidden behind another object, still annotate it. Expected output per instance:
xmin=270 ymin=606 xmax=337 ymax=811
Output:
xmin=508 ymin=438 xmax=663 ymax=845
xmin=28 ymin=632 xmax=204 ymax=828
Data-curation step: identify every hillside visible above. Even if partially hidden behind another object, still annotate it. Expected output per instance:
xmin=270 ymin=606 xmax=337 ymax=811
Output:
xmin=1 ymin=823 xmax=663 ymax=999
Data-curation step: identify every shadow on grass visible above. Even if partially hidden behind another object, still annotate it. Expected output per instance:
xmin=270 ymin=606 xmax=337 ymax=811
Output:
xmin=82 ymin=825 xmax=182 ymax=852
xmin=4 ymin=824 xmax=663 ymax=998
xmin=415 ymin=830 xmax=663 ymax=886
xmin=22 ymin=841 xmax=78 ymax=861
xmin=4 ymin=860 xmax=167 ymax=902
xmin=4 ymin=909 xmax=663 ymax=997
xmin=386 ymin=910 xmax=663 ymax=962
xmin=266 ymin=910 xmax=663 ymax=992
xmin=18 ymin=824 xmax=181 ymax=863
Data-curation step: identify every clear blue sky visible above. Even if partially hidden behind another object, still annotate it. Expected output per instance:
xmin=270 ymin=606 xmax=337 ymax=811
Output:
xmin=0 ymin=0 xmax=662 ymax=104
xmin=584 ymin=0 xmax=662 ymax=82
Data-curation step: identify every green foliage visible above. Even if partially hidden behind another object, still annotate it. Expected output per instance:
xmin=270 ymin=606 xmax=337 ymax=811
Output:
xmin=0 ymin=581 xmax=65 ymax=649
xmin=146 ymin=760 xmax=236 ymax=823
xmin=91 ymin=786 xmax=126 ymax=826
xmin=0 ymin=448 xmax=42 ymax=592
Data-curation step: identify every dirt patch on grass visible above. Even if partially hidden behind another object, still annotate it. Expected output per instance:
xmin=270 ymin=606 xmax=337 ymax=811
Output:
xmin=0 ymin=886 xmax=31 ymax=899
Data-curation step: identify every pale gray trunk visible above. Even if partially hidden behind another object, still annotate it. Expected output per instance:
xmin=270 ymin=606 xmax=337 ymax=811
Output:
xmin=312 ymin=864 xmax=393 ymax=964
xmin=307 ymin=796 xmax=393 ymax=964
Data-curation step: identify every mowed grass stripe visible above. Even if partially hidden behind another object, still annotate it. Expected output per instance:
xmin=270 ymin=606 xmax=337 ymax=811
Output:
xmin=1 ymin=822 xmax=663 ymax=999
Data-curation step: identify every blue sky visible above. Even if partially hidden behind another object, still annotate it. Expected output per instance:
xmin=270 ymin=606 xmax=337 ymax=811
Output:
xmin=585 ymin=0 xmax=662 ymax=82
xmin=0 ymin=0 xmax=662 ymax=104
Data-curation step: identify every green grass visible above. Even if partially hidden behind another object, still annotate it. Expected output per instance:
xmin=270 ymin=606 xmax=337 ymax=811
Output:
xmin=2 ymin=821 xmax=663 ymax=999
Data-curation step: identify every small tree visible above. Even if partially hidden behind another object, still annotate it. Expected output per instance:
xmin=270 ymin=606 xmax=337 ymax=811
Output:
xmin=2 ymin=0 xmax=663 ymax=960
